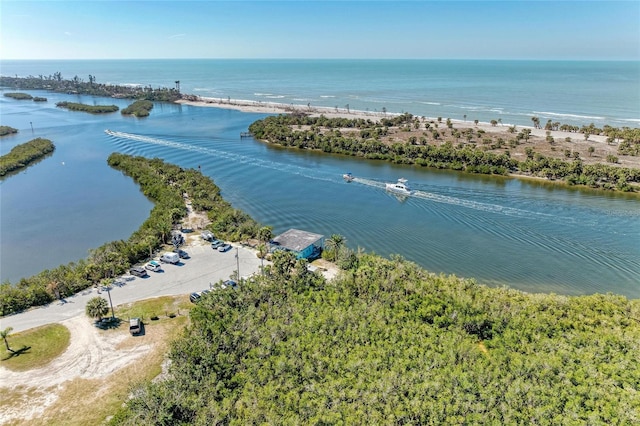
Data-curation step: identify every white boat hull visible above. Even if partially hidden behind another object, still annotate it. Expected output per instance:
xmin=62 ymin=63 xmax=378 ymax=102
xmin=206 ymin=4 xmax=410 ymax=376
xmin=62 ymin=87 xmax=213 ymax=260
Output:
xmin=385 ymin=183 xmax=411 ymax=195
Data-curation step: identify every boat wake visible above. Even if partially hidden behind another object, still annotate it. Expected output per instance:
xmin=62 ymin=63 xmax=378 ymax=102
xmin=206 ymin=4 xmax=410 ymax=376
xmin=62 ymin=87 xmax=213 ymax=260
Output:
xmin=351 ymin=177 xmax=558 ymax=220
xmin=104 ymin=129 xmax=339 ymax=183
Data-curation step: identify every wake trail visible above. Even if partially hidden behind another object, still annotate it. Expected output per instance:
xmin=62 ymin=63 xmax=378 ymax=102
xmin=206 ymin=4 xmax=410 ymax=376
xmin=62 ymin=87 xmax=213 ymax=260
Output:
xmin=105 ymin=130 xmax=338 ymax=183
xmin=352 ymin=177 xmax=557 ymax=220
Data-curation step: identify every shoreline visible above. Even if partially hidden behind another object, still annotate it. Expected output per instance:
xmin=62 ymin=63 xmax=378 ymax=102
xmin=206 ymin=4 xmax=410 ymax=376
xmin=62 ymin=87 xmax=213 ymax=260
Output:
xmin=176 ymin=96 xmax=610 ymax=145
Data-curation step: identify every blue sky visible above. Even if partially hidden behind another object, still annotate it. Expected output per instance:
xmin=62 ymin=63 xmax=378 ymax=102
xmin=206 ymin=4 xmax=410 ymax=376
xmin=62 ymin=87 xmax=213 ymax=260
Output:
xmin=1 ymin=1 xmax=639 ymax=60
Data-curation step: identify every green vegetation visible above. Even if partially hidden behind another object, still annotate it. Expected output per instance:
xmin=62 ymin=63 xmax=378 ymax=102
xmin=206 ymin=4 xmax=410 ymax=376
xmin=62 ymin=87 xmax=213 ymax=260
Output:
xmin=55 ymin=101 xmax=119 ymax=114
xmin=0 ymin=154 xmax=260 ymax=316
xmin=0 ymin=138 xmax=55 ymax=176
xmin=121 ymin=100 xmax=154 ymax=117
xmin=3 ymin=92 xmax=33 ymax=100
xmin=86 ymin=297 xmax=110 ymax=321
xmin=0 ymin=324 xmax=70 ymax=371
xmin=0 ymin=126 xmax=18 ymax=136
xmin=249 ymin=114 xmax=640 ymax=192
xmin=116 ymin=296 xmax=191 ymax=322
xmin=33 ymin=96 xmax=47 ymax=102
xmin=0 ymin=74 xmax=182 ymax=102
xmin=110 ymin=252 xmax=640 ymax=424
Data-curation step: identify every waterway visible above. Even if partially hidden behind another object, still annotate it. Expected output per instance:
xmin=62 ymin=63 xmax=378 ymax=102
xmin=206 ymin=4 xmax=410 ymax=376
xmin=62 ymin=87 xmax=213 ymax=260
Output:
xmin=1 ymin=91 xmax=639 ymax=298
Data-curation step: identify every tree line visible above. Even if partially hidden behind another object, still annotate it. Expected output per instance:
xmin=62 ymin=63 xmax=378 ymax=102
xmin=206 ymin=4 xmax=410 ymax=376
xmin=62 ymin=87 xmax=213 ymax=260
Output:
xmin=55 ymin=101 xmax=119 ymax=114
xmin=0 ymin=138 xmax=55 ymax=176
xmin=109 ymin=250 xmax=640 ymax=424
xmin=0 ymin=75 xmax=182 ymax=102
xmin=0 ymin=154 xmax=261 ymax=316
xmin=249 ymin=114 xmax=640 ymax=192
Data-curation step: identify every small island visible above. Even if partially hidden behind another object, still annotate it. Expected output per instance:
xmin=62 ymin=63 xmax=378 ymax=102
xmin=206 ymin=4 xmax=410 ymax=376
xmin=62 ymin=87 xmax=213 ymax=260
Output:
xmin=55 ymin=101 xmax=119 ymax=114
xmin=0 ymin=126 xmax=19 ymax=136
xmin=0 ymin=138 xmax=55 ymax=176
xmin=121 ymin=99 xmax=154 ymax=117
xmin=3 ymin=92 xmax=33 ymax=100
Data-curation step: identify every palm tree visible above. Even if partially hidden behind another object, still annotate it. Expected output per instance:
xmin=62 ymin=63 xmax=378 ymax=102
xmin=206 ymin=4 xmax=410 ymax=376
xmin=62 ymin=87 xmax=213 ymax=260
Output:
xmin=85 ymin=297 xmax=109 ymax=321
xmin=531 ymin=116 xmax=540 ymax=129
xmin=325 ymin=234 xmax=346 ymax=261
xmin=1 ymin=327 xmax=15 ymax=353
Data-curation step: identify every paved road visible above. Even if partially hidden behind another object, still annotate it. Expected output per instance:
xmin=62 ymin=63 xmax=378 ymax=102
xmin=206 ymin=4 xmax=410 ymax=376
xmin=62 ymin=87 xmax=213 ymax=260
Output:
xmin=1 ymin=242 xmax=266 ymax=333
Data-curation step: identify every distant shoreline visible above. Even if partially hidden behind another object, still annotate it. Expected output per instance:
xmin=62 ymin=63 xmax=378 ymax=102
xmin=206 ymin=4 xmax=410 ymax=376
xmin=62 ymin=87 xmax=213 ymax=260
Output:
xmin=176 ymin=96 xmax=610 ymax=145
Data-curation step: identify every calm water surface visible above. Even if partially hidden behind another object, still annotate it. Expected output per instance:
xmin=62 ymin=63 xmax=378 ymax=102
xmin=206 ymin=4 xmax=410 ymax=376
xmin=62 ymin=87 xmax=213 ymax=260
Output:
xmin=1 ymin=91 xmax=639 ymax=298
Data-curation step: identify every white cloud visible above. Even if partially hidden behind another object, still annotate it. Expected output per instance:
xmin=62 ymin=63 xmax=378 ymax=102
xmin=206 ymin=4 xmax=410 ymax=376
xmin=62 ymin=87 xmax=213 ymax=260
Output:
xmin=168 ymin=34 xmax=186 ymax=39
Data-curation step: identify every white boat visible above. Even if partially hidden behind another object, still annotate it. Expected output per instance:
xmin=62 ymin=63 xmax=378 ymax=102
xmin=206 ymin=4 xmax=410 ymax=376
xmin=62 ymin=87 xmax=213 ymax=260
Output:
xmin=385 ymin=178 xmax=412 ymax=195
xmin=343 ymin=172 xmax=354 ymax=182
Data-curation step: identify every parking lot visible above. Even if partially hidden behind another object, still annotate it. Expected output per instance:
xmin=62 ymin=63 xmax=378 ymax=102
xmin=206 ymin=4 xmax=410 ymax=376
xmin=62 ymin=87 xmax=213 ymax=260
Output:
xmin=2 ymin=241 xmax=266 ymax=333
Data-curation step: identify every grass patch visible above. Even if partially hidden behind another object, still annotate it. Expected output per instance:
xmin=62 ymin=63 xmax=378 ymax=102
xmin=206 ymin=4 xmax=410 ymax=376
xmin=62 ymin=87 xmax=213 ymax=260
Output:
xmin=1 ymin=324 xmax=70 ymax=371
xmin=0 ymin=296 xmax=191 ymax=425
xmin=116 ymin=295 xmax=192 ymax=322
xmin=29 ymin=315 xmax=188 ymax=426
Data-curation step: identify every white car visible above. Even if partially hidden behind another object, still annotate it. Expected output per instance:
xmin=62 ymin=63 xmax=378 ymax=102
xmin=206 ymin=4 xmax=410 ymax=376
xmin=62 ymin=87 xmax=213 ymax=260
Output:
xmin=218 ymin=243 xmax=232 ymax=252
xmin=145 ymin=260 xmax=162 ymax=272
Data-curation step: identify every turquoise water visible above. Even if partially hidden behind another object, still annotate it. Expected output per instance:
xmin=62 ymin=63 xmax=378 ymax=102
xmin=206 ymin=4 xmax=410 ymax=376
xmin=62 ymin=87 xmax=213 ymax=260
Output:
xmin=2 ymin=59 xmax=638 ymax=128
xmin=1 ymin=89 xmax=638 ymax=298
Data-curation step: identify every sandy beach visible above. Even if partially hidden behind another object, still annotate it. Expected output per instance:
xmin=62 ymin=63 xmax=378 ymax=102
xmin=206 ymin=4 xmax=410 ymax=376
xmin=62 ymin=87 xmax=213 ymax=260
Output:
xmin=177 ymin=95 xmax=610 ymax=145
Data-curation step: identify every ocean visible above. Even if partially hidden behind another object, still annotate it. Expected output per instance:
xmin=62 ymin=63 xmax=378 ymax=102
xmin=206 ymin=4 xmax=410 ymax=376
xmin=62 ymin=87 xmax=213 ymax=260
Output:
xmin=1 ymin=59 xmax=638 ymax=128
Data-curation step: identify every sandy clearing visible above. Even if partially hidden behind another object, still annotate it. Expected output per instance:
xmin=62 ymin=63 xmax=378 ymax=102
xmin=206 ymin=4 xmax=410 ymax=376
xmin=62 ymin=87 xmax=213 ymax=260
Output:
xmin=0 ymin=316 xmax=151 ymax=424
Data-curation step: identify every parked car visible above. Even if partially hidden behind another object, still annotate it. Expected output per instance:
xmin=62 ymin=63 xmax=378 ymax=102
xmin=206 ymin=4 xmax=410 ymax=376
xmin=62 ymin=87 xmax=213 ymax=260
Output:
xmin=223 ymin=279 xmax=238 ymax=290
xmin=129 ymin=266 xmax=148 ymax=278
xmin=173 ymin=248 xmax=190 ymax=259
xmin=160 ymin=252 xmax=180 ymax=264
xmin=201 ymin=230 xmax=214 ymax=241
xmin=189 ymin=292 xmax=202 ymax=303
xmin=129 ymin=318 xmax=142 ymax=335
xmin=210 ymin=239 xmax=224 ymax=249
xmin=145 ymin=260 xmax=162 ymax=272
xmin=218 ymin=243 xmax=232 ymax=252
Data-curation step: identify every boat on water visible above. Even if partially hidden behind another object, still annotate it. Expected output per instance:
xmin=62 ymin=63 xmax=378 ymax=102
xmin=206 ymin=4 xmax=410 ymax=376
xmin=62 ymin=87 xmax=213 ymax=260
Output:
xmin=343 ymin=172 xmax=354 ymax=182
xmin=385 ymin=178 xmax=412 ymax=195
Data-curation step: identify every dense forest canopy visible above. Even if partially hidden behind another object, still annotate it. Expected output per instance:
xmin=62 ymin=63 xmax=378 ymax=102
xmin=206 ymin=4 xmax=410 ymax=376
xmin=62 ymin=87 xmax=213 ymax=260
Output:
xmin=110 ymin=253 xmax=640 ymax=424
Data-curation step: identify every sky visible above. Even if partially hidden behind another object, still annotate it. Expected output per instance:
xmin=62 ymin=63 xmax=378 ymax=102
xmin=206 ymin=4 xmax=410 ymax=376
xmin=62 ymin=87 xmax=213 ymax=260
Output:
xmin=1 ymin=1 xmax=639 ymax=60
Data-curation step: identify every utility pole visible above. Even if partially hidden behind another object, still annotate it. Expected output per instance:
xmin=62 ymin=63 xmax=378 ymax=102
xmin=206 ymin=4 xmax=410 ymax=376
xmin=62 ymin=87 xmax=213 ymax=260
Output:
xmin=105 ymin=286 xmax=115 ymax=319
xmin=235 ymin=247 xmax=240 ymax=280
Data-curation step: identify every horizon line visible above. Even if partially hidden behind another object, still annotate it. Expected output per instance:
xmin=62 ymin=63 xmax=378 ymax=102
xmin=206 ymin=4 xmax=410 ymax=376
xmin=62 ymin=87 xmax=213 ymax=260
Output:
xmin=2 ymin=57 xmax=639 ymax=62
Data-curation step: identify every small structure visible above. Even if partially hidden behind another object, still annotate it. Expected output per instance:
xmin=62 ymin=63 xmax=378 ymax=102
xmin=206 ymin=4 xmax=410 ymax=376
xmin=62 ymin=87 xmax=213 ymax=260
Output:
xmin=271 ymin=228 xmax=324 ymax=260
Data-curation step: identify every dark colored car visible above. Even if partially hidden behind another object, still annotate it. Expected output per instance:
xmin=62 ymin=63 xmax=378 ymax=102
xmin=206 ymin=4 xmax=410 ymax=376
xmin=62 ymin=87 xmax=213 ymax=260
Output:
xmin=129 ymin=266 xmax=148 ymax=278
xmin=189 ymin=292 xmax=202 ymax=303
xmin=173 ymin=248 xmax=190 ymax=259
xmin=223 ymin=279 xmax=238 ymax=290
